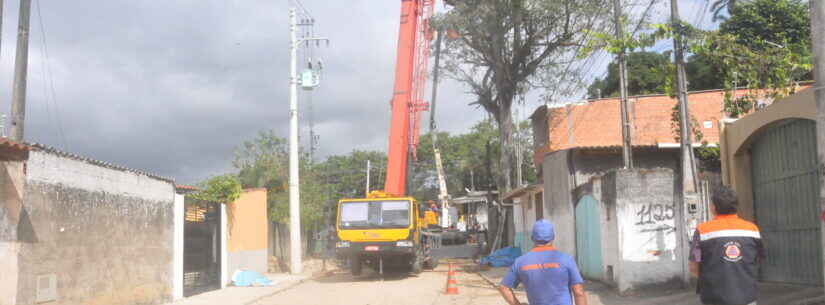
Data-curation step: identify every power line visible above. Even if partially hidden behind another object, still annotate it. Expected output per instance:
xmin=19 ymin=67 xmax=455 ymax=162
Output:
xmin=34 ymin=0 xmax=68 ymax=150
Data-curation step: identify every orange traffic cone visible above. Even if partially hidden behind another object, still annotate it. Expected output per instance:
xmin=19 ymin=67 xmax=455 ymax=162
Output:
xmin=445 ymin=263 xmax=459 ymax=295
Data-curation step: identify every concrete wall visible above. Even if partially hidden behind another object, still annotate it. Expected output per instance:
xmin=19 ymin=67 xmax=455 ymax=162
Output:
xmin=15 ymin=150 xmax=175 ymax=305
xmin=1 ymin=160 xmax=25 ymax=305
xmin=542 ymin=150 xmax=575 ymax=256
xmin=603 ymin=169 xmax=682 ymax=293
xmin=173 ymin=194 xmax=184 ymax=300
xmin=226 ymin=189 xmax=268 ymax=275
xmin=571 ymin=150 xmax=679 ymax=186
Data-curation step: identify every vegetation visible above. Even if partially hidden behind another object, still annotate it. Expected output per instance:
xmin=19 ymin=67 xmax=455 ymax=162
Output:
xmin=433 ymin=0 xmax=608 ymax=191
xmin=190 ymin=174 xmax=242 ymax=204
xmin=191 ymin=117 xmax=536 ymax=255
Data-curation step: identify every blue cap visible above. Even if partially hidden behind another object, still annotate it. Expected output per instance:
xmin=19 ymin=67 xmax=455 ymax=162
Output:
xmin=531 ymin=219 xmax=555 ymax=243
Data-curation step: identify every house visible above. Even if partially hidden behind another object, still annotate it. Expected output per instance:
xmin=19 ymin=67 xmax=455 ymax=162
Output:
xmin=526 ymin=88 xmax=759 ymax=292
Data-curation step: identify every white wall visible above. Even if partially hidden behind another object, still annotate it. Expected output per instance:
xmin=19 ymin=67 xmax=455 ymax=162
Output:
xmin=610 ymin=169 xmax=682 ymax=292
xmin=220 ymin=204 xmax=228 ymax=288
xmin=173 ymin=194 xmax=184 ymax=300
xmin=0 ymin=242 xmax=19 ymax=305
xmin=26 ymin=152 xmax=172 ymax=203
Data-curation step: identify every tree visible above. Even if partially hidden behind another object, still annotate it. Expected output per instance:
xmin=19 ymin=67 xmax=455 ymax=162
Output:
xmin=719 ymin=0 xmax=809 ymax=52
xmin=319 ymin=150 xmax=387 ymax=200
xmin=231 ymin=130 xmax=327 ymax=230
xmin=685 ymin=53 xmax=724 ymax=91
xmin=708 ymin=0 xmax=751 ymax=22
xmin=587 ymin=51 xmax=670 ymax=98
xmin=434 ymin=0 xmax=607 ymax=191
xmin=191 ymin=174 xmax=242 ymax=204
xmin=691 ymin=0 xmax=812 ymax=117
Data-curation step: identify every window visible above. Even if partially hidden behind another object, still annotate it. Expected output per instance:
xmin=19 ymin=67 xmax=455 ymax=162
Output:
xmin=534 ymin=192 xmax=544 ymax=221
xmin=339 ymin=200 xmax=411 ymax=229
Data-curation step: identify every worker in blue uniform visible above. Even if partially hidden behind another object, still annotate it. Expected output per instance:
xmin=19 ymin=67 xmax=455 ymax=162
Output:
xmin=499 ymin=219 xmax=588 ymax=305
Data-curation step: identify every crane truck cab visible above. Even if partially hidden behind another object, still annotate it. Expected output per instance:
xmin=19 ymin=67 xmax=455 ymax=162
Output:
xmin=335 ymin=191 xmax=439 ymax=276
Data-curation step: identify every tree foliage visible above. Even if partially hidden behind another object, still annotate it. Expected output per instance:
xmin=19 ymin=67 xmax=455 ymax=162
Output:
xmin=587 ymin=51 xmax=671 ymax=98
xmin=434 ymin=0 xmax=608 ymax=191
xmin=691 ymin=0 xmax=811 ymax=117
xmin=411 ymin=120 xmax=535 ymax=201
xmin=190 ymin=174 xmax=242 ymax=204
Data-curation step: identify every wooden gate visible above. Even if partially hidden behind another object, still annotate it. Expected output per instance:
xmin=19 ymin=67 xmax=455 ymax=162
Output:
xmin=575 ymin=195 xmax=604 ymax=279
xmin=751 ymin=119 xmax=822 ymax=285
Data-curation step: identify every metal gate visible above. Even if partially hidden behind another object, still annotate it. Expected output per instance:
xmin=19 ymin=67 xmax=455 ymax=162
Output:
xmin=183 ymin=199 xmax=222 ymax=297
xmin=751 ymin=119 xmax=822 ymax=285
xmin=575 ymin=195 xmax=603 ymax=279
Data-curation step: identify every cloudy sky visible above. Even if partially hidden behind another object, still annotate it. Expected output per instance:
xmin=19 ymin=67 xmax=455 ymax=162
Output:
xmin=0 ymin=0 xmax=713 ymax=184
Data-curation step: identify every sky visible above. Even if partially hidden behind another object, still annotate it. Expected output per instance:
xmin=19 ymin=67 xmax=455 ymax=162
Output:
xmin=0 ymin=0 xmax=714 ymax=184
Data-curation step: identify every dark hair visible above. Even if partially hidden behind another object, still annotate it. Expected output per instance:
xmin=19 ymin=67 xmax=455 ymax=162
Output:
xmin=712 ymin=186 xmax=738 ymax=215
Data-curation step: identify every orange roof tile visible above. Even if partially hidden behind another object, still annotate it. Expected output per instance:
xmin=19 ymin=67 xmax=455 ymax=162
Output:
xmin=534 ymin=86 xmax=811 ymax=165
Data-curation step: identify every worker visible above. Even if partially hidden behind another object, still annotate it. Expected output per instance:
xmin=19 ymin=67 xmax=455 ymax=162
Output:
xmin=428 ymin=200 xmax=439 ymax=213
xmin=499 ymin=219 xmax=587 ymax=305
xmin=690 ymin=186 xmax=763 ymax=305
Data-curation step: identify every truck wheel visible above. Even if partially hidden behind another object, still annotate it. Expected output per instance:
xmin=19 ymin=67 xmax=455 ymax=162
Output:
xmin=424 ymin=257 xmax=439 ymax=270
xmin=411 ymin=255 xmax=423 ymax=274
xmin=351 ymin=256 xmax=362 ymax=276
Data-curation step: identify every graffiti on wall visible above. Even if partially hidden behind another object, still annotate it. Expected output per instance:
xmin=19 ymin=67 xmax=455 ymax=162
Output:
xmin=635 ymin=203 xmax=675 ymax=232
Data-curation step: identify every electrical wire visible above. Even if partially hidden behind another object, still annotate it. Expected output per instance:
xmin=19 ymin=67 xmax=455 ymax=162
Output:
xmin=34 ymin=0 xmax=69 ymax=150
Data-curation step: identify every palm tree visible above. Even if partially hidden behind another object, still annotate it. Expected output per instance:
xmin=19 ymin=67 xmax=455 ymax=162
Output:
xmin=709 ymin=0 xmax=752 ymax=21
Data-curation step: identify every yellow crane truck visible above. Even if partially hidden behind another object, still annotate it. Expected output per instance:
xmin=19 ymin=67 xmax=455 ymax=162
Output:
xmin=335 ymin=191 xmax=440 ymax=275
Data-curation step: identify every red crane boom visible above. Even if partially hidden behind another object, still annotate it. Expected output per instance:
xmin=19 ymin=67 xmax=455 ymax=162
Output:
xmin=384 ymin=0 xmax=435 ymax=196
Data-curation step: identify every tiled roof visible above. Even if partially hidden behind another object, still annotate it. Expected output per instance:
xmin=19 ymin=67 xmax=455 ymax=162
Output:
xmin=176 ymin=184 xmax=199 ymax=191
xmin=533 ymin=86 xmax=811 ymax=164
xmin=0 ymin=137 xmax=31 ymax=161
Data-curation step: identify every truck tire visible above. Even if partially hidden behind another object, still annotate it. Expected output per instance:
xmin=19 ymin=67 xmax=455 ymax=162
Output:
xmin=424 ymin=257 xmax=439 ymax=270
xmin=411 ymin=255 xmax=423 ymax=274
xmin=351 ymin=256 xmax=362 ymax=276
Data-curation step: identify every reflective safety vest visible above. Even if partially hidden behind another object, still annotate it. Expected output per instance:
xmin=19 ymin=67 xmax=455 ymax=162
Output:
xmin=694 ymin=214 xmax=763 ymax=305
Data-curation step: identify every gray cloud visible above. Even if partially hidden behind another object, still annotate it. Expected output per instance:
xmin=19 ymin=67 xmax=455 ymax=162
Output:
xmin=0 ymin=0 xmax=491 ymax=184
xmin=0 ymin=0 xmax=710 ymax=185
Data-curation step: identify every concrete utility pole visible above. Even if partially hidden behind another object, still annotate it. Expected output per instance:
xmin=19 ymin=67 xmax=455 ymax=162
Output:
xmin=614 ymin=0 xmax=634 ymax=169
xmin=288 ymin=6 xmax=302 ymax=275
xmin=10 ymin=0 xmax=31 ymax=141
xmin=288 ymin=3 xmax=327 ymax=275
xmin=365 ymin=160 xmax=371 ymax=196
xmin=671 ymin=0 xmax=697 ymax=287
xmin=811 ymin=0 xmax=825 ymax=287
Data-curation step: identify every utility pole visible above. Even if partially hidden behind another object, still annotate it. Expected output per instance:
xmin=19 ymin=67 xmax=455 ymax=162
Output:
xmin=613 ymin=0 xmax=633 ymax=168
xmin=365 ymin=160 xmax=371 ymax=196
xmin=288 ymin=3 xmax=327 ymax=274
xmin=10 ymin=0 xmax=31 ymax=141
xmin=288 ymin=6 xmax=302 ymax=275
xmin=811 ymin=0 xmax=825 ymax=287
xmin=671 ymin=0 xmax=697 ymax=287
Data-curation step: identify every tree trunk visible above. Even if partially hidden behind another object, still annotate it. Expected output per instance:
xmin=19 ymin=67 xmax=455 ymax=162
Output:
xmin=496 ymin=101 xmax=516 ymax=193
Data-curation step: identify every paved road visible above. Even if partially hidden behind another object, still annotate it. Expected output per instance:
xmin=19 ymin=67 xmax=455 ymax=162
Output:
xmin=252 ymin=260 xmax=518 ymax=305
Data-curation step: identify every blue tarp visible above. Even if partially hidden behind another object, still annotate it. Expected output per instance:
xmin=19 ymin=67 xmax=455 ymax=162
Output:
xmin=479 ymin=246 xmax=522 ymax=267
xmin=231 ymin=270 xmax=273 ymax=287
